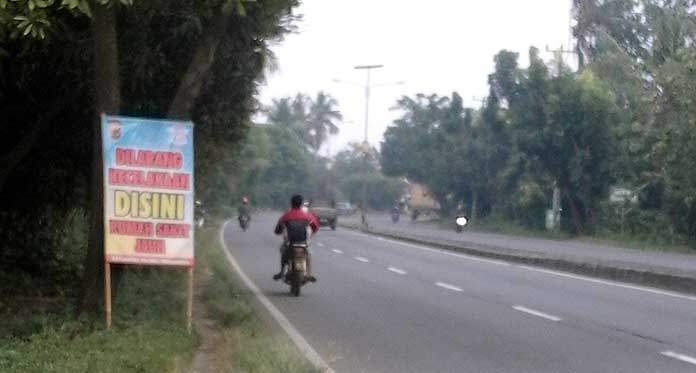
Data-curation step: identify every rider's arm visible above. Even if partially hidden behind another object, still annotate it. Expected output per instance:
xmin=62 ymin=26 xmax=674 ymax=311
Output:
xmin=274 ymin=210 xmax=291 ymax=235
xmin=308 ymin=215 xmax=319 ymax=234
xmin=274 ymin=218 xmax=284 ymax=235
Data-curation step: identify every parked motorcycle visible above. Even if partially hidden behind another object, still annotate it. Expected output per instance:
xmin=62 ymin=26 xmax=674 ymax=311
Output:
xmin=284 ymin=242 xmax=310 ymax=296
xmin=455 ymin=215 xmax=469 ymax=233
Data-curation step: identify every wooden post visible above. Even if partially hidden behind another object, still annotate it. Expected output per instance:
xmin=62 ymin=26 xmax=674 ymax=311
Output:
xmin=105 ymin=261 xmax=112 ymax=329
xmin=186 ymin=266 xmax=194 ymax=334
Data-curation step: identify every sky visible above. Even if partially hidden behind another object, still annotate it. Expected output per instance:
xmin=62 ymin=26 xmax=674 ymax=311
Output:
xmin=257 ymin=0 xmax=575 ymax=157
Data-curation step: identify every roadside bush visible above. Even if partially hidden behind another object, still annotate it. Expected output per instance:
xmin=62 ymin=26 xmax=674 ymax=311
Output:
xmin=511 ymin=180 xmax=547 ymax=230
xmin=0 ymin=207 xmax=87 ymax=296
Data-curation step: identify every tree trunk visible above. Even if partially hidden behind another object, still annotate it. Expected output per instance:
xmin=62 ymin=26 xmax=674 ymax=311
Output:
xmin=167 ymin=6 xmax=232 ymax=119
xmin=80 ymin=2 xmax=121 ymax=315
xmin=568 ymin=195 xmax=585 ymax=236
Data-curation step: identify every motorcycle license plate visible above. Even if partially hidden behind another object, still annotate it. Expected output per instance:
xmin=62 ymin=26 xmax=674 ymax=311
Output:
xmin=294 ymin=259 xmax=306 ymax=272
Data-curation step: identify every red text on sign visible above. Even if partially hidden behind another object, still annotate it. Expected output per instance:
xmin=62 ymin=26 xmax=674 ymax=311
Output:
xmin=135 ymin=238 xmax=165 ymax=254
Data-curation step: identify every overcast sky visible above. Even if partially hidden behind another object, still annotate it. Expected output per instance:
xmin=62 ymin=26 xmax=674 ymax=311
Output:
xmin=257 ymin=0 xmax=574 ymax=157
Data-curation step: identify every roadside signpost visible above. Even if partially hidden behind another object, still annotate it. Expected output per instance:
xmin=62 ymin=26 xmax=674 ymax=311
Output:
xmin=101 ymin=114 xmax=195 ymax=332
xmin=609 ymin=186 xmax=638 ymax=237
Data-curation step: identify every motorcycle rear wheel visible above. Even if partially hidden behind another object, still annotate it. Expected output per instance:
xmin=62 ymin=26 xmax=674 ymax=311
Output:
xmin=290 ymin=272 xmax=301 ymax=297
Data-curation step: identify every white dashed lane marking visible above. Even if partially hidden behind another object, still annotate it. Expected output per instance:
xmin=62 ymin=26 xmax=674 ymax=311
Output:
xmin=355 ymin=256 xmax=370 ymax=263
xmin=387 ymin=266 xmax=407 ymax=275
xmin=512 ymin=305 xmax=562 ymax=322
xmin=348 ymin=228 xmax=696 ymax=303
xmin=435 ymin=282 xmax=463 ymax=292
xmin=332 ymin=249 xmax=343 ymax=254
xmin=661 ymin=351 xmax=696 ymax=366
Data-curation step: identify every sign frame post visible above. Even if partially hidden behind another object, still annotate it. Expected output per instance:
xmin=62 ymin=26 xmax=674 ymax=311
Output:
xmin=187 ymin=266 xmax=194 ymax=333
xmin=100 ymin=114 xmax=195 ymax=330
xmin=105 ymin=261 xmax=112 ymax=329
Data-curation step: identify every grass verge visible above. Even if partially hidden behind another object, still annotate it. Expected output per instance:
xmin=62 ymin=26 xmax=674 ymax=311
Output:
xmin=195 ymin=223 xmax=321 ymax=373
xmin=0 ymin=268 xmax=197 ymax=372
xmin=431 ymin=216 xmax=695 ymax=254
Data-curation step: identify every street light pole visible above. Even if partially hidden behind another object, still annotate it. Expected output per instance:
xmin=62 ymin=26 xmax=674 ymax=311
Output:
xmin=354 ymin=64 xmax=383 ymax=228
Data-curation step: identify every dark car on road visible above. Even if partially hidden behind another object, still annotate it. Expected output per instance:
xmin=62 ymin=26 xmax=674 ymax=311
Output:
xmin=336 ymin=201 xmax=356 ymax=216
xmin=310 ymin=201 xmax=338 ymax=230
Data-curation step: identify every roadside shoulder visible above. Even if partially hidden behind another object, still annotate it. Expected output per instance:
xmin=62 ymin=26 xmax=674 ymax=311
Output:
xmin=339 ymin=221 xmax=696 ymax=295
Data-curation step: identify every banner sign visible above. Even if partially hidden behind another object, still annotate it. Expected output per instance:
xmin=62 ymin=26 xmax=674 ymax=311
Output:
xmin=102 ymin=115 xmax=195 ymax=267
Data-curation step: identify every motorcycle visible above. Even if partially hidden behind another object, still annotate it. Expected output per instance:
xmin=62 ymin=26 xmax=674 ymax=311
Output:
xmin=455 ymin=215 xmax=469 ymax=233
xmin=238 ymin=213 xmax=250 ymax=231
xmin=284 ymin=242 xmax=310 ymax=296
xmin=391 ymin=210 xmax=400 ymax=223
xmin=411 ymin=209 xmax=420 ymax=222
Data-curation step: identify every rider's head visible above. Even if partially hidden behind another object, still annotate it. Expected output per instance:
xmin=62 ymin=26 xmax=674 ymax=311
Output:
xmin=291 ymin=194 xmax=303 ymax=209
xmin=242 ymin=196 xmax=249 ymax=205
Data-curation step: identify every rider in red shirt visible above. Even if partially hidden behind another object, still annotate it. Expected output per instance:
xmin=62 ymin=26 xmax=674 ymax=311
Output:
xmin=273 ymin=195 xmax=319 ymax=282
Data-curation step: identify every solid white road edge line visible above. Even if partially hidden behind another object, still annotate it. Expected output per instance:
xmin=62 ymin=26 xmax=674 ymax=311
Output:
xmin=345 ymin=228 xmax=696 ymax=303
xmin=331 ymin=249 xmax=343 ymax=254
xmin=435 ymin=282 xmax=463 ymax=292
xmin=660 ymin=351 xmax=696 ymax=366
xmin=355 ymin=256 xmax=369 ymax=263
xmin=219 ymin=221 xmax=334 ymax=373
xmin=512 ymin=305 xmax=562 ymax=322
xmin=387 ymin=266 xmax=407 ymax=275
xmin=367 ymin=234 xmax=511 ymax=266
xmin=518 ymin=265 xmax=696 ymax=302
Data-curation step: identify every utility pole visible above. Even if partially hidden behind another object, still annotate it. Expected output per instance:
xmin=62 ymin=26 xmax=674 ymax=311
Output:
xmin=472 ymin=96 xmax=487 ymax=107
xmin=543 ymin=45 xmax=578 ymax=231
xmin=545 ymin=44 xmax=579 ymax=73
xmin=333 ymin=67 xmax=402 ymax=229
xmin=354 ymin=64 xmax=383 ymax=229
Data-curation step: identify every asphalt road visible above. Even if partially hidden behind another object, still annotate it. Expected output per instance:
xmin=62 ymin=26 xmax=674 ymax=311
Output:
xmin=346 ymin=213 xmax=696 ymax=275
xmin=223 ymin=212 xmax=696 ymax=373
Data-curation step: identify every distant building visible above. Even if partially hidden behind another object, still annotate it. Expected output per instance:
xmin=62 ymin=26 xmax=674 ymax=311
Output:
xmin=403 ymin=181 xmax=440 ymax=211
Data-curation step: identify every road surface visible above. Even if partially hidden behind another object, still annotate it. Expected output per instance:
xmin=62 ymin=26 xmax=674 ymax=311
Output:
xmin=344 ymin=213 xmax=696 ymax=275
xmin=222 ymin=212 xmax=696 ymax=373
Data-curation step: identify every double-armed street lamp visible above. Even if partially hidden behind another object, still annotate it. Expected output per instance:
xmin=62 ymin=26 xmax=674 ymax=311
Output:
xmin=333 ymin=65 xmax=403 ymax=228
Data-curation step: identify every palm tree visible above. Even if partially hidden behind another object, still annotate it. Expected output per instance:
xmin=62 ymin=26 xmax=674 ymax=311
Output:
xmin=266 ymin=97 xmax=295 ymax=127
xmin=291 ymin=93 xmax=311 ymax=140
xmin=307 ymin=91 xmax=343 ymax=154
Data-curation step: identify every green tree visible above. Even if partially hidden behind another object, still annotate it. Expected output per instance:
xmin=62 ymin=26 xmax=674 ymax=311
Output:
xmin=307 ymin=91 xmax=343 ymax=154
xmin=0 ymin=0 xmax=302 ymax=309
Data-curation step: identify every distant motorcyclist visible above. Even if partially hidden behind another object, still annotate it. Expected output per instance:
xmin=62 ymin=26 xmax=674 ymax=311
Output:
xmin=273 ymin=195 xmax=319 ymax=282
xmin=411 ymin=208 xmax=420 ymax=221
xmin=454 ymin=200 xmax=468 ymax=233
xmin=238 ymin=196 xmax=251 ymax=229
xmin=391 ymin=204 xmax=400 ymax=223
xmin=456 ymin=200 xmax=465 ymax=215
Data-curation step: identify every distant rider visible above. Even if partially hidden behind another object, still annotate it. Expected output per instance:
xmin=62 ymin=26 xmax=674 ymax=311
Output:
xmin=392 ymin=204 xmax=400 ymax=215
xmin=273 ymin=195 xmax=319 ymax=282
xmin=238 ymin=196 xmax=251 ymax=223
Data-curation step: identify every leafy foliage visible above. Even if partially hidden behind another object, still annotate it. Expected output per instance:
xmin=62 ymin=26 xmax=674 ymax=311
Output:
xmin=382 ymin=50 xmax=619 ymax=233
xmin=0 ymin=0 xmax=301 ymax=298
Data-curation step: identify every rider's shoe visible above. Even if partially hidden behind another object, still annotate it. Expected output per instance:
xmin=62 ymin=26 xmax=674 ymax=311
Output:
xmin=305 ymin=274 xmax=317 ymax=283
xmin=273 ymin=272 xmax=283 ymax=281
